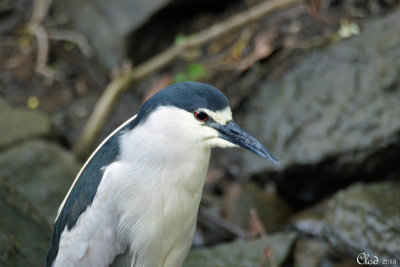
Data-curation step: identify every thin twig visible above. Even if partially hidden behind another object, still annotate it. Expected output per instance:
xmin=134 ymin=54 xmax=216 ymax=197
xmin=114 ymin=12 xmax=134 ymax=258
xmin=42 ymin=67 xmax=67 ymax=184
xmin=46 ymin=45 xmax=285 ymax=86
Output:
xmin=28 ymin=23 xmax=55 ymax=78
xmin=28 ymin=24 xmax=48 ymax=69
xmin=249 ymin=208 xmax=277 ymax=267
xmin=31 ymin=0 xmax=51 ymax=23
xmin=249 ymin=207 xmax=266 ymax=238
xmin=74 ymin=0 xmax=305 ymax=156
xmin=28 ymin=0 xmax=93 ymax=79
xmin=27 ymin=0 xmax=55 ymax=78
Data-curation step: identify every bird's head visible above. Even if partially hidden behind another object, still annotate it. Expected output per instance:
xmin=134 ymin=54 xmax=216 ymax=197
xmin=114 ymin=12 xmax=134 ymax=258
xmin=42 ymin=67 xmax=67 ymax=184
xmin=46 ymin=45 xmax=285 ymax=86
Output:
xmin=134 ymin=82 xmax=278 ymax=164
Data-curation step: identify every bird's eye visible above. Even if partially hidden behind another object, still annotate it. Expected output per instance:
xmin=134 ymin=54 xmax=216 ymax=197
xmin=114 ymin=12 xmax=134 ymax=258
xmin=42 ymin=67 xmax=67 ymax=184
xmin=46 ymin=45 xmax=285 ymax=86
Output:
xmin=194 ymin=111 xmax=208 ymax=121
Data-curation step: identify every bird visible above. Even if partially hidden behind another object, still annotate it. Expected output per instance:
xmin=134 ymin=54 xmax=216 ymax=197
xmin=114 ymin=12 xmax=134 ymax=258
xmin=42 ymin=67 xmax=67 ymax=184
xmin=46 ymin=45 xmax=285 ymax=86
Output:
xmin=46 ymin=81 xmax=278 ymax=267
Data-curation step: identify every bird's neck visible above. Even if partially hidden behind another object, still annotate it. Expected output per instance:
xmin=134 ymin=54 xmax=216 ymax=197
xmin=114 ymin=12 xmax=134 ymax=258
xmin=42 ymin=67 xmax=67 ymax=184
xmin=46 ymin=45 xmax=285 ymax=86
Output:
xmin=119 ymin=127 xmax=211 ymax=192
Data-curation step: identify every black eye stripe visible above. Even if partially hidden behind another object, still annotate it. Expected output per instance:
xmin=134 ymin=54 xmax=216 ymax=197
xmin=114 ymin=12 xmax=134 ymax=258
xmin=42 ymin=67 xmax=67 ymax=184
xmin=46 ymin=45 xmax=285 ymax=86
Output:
xmin=194 ymin=111 xmax=208 ymax=121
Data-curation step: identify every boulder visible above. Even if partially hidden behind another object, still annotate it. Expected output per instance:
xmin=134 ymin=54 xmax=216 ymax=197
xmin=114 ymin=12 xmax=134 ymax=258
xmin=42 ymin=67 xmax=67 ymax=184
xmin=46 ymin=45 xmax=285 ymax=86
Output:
xmin=293 ymin=238 xmax=358 ymax=267
xmin=0 ymin=140 xmax=80 ymax=223
xmin=290 ymin=201 xmax=327 ymax=237
xmin=0 ymin=179 xmax=51 ymax=266
xmin=324 ymin=181 xmax=400 ymax=261
xmin=233 ymin=9 xmax=400 ymax=204
xmin=292 ymin=181 xmax=400 ymax=264
xmin=184 ymin=231 xmax=297 ymax=267
xmin=0 ymin=103 xmax=54 ymax=150
xmin=52 ymin=0 xmax=175 ymax=69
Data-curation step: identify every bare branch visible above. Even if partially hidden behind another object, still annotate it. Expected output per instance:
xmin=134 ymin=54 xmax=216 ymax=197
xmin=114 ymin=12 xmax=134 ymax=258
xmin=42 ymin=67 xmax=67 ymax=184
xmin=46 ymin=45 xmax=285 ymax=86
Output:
xmin=31 ymin=0 xmax=52 ymax=23
xmin=28 ymin=23 xmax=48 ymax=70
xmin=27 ymin=0 xmax=55 ymax=78
xmin=250 ymin=208 xmax=277 ymax=267
xmin=48 ymin=29 xmax=93 ymax=57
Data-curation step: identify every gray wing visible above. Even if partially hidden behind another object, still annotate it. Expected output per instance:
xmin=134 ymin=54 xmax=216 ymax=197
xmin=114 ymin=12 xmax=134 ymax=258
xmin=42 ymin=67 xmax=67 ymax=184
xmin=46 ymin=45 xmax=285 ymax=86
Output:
xmin=51 ymin=182 xmax=127 ymax=266
xmin=47 ymin=116 xmax=137 ymax=266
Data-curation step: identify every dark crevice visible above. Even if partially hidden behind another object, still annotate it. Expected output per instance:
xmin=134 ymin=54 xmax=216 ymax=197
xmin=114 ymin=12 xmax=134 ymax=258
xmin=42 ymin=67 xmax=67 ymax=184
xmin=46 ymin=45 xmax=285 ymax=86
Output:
xmin=253 ymin=137 xmax=400 ymax=210
xmin=0 ymin=8 xmax=14 ymax=20
xmin=126 ymin=0 xmax=244 ymax=65
xmin=0 ymin=0 xmax=34 ymax=34
xmin=0 ymin=8 xmax=17 ymax=33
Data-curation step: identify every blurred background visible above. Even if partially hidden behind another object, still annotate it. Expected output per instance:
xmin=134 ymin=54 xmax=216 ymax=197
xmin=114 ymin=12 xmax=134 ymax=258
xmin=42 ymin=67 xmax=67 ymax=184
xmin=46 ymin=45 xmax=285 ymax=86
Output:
xmin=1 ymin=0 xmax=400 ymax=266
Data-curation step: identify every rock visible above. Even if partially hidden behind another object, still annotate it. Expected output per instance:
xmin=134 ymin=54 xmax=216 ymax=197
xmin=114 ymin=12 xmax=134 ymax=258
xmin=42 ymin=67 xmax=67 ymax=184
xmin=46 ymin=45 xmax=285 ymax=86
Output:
xmin=184 ymin=231 xmax=297 ymax=267
xmin=233 ymin=9 xmax=400 ymax=205
xmin=294 ymin=238 xmax=358 ymax=267
xmin=0 ymin=140 xmax=80 ymax=223
xmin=52 ymin=0 xmax=174 ymax=69
xmin=222 ymin=183 xmax=290 ymax=233
xmin=0 ymin=178 xmax=51 ymax=266
xmin=323 ymin=181 xmax=400 ymax=261
xmin=245 ymin=9 xmax=400 ymax=171
xmin=0 ymin=103 xmax=54 ymax=150
xmin=291 ymin=201 xmax=328 ymax=236
xmin=291 ymin=181 xmax=400 ymax=265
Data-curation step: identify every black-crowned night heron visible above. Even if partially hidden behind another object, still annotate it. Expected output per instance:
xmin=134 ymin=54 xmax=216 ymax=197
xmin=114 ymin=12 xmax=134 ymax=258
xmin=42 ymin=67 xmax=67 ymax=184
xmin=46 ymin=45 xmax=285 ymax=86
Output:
xmin=47 ymin=82 xmax=278 ymax=267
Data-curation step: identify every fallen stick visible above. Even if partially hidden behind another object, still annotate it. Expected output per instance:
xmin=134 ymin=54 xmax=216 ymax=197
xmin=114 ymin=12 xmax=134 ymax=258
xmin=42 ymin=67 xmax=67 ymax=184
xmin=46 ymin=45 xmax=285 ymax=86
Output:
xmin=28 ymin=0 xmax=53 ymax=77
xmin=74 ymin=0 xmax=305 ymax=156
xmin=48 ymin=29 xmax=93 ymax=57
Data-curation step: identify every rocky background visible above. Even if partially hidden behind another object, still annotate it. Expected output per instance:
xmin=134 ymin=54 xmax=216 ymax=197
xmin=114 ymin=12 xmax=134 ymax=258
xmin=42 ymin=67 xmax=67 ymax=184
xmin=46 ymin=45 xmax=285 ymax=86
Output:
xmin=1 ymin=0 xmax=400 ymax=266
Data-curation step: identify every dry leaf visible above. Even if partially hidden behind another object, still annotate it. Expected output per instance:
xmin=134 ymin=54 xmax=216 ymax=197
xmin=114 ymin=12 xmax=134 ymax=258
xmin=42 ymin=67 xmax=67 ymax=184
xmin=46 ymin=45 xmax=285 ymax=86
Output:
xmin=236 ymin=30 xmax=278 ymax=72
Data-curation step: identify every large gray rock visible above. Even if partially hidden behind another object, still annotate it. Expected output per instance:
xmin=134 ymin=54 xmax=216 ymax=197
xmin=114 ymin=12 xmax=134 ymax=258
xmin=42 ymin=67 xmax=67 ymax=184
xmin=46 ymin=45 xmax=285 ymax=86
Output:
xmin=0 ymin=140 xmax=80 ymax=223
xmin=0 ymin=103 xmax=54 ymax=150
xmin=324 ymin=181 xmax=400 ymax=261
xmin=243 ymin=9 xmax=400 ymax=172
xmin=292 ymin=181 xmax=400 ymax=265
xmin=184 ymin=231 xmax=297 ymax=267
xmin=231 ymin=9 xmax=400 ymax=204
xmin=52 ymin=0 xmax=173 ymax=69
xmin=0 ymin=178 xmax=51 ymax=267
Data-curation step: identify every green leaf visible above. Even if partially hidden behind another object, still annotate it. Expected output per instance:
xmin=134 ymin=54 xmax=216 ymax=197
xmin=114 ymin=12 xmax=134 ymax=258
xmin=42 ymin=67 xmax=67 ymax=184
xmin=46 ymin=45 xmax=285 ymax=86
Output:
xmin=173 ymin=63 xmax=209 ymax=83
xmin=175 ymin=34 xmax=186 ymax=45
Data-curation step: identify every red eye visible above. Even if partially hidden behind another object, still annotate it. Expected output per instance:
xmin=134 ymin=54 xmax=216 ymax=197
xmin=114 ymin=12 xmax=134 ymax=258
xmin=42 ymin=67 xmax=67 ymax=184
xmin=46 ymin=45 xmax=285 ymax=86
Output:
xmin=194 ymin=111 xmax=208 ymax=121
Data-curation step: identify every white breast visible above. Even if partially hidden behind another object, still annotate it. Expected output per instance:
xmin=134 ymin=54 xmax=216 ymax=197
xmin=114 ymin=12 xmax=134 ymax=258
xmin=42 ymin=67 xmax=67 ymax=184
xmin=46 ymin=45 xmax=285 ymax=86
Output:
xmin=112 ymin=120 xmax=211 ymax=267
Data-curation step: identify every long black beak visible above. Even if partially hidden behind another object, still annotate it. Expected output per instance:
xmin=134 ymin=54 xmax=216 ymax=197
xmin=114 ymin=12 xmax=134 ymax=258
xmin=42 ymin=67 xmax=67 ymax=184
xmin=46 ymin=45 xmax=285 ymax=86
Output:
xmin=210 ymin=120 xmax=279 ymax=165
